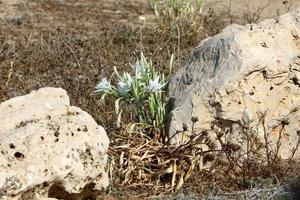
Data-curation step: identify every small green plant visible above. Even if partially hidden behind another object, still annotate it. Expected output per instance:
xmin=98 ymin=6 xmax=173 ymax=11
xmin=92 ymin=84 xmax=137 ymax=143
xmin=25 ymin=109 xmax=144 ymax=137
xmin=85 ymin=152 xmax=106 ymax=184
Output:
xmin=149 ymin=0 xmax=204 ymax=32
xmin=95 ymin=53 xmax=174 ymax=131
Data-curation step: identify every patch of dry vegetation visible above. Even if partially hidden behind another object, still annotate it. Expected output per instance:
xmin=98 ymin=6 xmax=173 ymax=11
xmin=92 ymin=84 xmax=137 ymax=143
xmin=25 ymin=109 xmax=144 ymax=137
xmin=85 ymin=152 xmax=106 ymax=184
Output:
xmin=106 ymin=118 xmax=300 ymax=199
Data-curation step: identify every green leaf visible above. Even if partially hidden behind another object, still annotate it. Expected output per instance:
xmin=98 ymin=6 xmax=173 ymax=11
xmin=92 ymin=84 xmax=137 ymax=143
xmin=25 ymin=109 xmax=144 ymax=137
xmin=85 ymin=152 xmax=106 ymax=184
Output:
xmin=94 ymin=51 xmax=175 ymax=132
xmin=115 ymin=97 xmax=124 ymax=115
xmin=116 ymin=110 xmax=123 ymax=128
xmin=113 ymin=66 xmax=122 ymax=80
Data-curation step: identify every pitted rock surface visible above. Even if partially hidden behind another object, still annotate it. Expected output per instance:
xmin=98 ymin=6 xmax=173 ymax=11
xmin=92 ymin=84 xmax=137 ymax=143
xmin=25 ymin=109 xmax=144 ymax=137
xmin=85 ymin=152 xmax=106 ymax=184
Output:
xmin=167 ymin=10 xmax=300 ymax=159
xmin=0 ymin=87 xmax=109 ymax=199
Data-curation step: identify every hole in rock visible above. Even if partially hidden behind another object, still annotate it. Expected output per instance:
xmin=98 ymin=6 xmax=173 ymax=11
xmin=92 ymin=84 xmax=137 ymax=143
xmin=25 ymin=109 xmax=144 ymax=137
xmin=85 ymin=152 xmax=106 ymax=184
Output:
xmin=43 ymin=182 xmax=49 ymax=187
xmin=83 ymin=125 xmax=88 ymax=132
xmin=182 ymin=123 xmax=188 ymax=131
xmin=14 ymin=152 xmax=25 ymax=161
xmin=291 ymin=77 xmax=300 ymax=87
xmin=54 ymin=131 xmax=60 ymax=137
xmin=48 ymin=182 xmax=102 ymax=200
xmin=262 ymin=70 xmax=267 ymax=79
xmin=281 ymin=119 xmax=289 ymax=126
xmin=9 ymin=143 xmax=15 ymax=149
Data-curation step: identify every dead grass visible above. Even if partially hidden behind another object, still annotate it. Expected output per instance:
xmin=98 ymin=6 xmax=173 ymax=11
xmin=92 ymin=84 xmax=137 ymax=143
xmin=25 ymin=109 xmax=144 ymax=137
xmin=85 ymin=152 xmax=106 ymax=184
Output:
xmin=0 ymin=25 xmax=208 ymax=127
xmin=103 ymin=118 xmax=300 ymax=199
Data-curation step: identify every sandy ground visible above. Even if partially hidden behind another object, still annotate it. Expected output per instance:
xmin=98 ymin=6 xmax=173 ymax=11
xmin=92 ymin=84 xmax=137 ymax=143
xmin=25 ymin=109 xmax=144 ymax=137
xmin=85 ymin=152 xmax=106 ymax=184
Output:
xmin=203 ymin=0 xmax=300 ymax=24
xmin=1 ymin=0 xmax=300 ymax=25
xmin=0 ymin=0 xmax=25 ymax=19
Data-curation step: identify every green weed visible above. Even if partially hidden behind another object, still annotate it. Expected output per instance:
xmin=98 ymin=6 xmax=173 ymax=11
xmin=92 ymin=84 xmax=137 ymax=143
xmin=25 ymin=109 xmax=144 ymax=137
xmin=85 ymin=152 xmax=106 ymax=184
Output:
xmin=149 ymin=0 xmax=204 ymax=32
xmin=95 ymin=53 xmax=174 ymax=132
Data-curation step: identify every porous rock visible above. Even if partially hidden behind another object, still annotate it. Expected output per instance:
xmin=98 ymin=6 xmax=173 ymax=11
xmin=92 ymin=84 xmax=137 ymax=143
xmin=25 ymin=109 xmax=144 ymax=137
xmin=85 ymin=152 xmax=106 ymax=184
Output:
xmin=0 ymin=87 xmax=109 ymax=199
xmin=167 ymin=10 xmax=300 ymax=159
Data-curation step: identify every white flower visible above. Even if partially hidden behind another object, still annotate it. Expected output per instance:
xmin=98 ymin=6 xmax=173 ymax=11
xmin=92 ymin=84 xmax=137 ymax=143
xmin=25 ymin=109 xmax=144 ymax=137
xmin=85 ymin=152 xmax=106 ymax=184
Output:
xmin=133 ymin=61 xmax=148 ymax=79
xmin=125 ymin=73 xmax=133 ymax=85
xmin=95 ymin=78 xmax=112 ymax=93
xmin=117 ymin=73 xmax=133 ymax=95
xmin=146 ymin=76 xmax=165 ymax=92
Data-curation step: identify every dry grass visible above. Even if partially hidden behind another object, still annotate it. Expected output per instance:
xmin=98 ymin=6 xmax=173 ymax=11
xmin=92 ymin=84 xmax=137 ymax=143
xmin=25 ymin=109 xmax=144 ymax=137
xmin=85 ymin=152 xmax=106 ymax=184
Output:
xmin=104 ymin=119 xmax=300 ymax=199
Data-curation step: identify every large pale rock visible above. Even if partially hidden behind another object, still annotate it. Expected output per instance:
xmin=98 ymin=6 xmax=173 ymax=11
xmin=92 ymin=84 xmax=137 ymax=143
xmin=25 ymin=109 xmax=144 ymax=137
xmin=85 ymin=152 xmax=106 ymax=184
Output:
xmin=168 ymin=11 xmax=300 ymax=159
xmin=0 ymin=88 xmax=109 ymax=199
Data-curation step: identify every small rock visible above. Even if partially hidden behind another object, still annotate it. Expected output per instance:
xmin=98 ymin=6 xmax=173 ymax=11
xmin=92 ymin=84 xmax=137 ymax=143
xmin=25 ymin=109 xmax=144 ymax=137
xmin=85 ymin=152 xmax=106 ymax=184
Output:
xmin=0 ymin=87 xmax=109 ymax=199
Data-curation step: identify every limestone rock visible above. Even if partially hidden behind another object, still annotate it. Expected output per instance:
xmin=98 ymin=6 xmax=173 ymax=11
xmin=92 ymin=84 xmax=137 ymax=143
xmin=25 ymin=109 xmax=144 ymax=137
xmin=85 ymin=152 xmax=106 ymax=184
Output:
xmin=0 ymin=87 xmax=109 ymax=199
xmin=167 ymin=10 xmax=300 ymax=159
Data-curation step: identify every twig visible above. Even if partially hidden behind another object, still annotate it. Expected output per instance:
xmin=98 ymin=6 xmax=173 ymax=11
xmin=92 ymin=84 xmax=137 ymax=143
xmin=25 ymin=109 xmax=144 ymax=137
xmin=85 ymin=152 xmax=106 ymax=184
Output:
xmin=176 ymin=24 xmax=180 ymax=66
xmin=243 ymin=0 xmax=272 ymax=23
xmin=274 ymin=121 xmax=285 ymax=159
xmin=260 ymin=111 xmax=271 ymax=165
xmin=62 ymin=40 xmax=81 ymax=67
xmin=5 ymin=62 xmax=14 ymax=87
xmin=289 ymin=134 xmax=300 ymax=160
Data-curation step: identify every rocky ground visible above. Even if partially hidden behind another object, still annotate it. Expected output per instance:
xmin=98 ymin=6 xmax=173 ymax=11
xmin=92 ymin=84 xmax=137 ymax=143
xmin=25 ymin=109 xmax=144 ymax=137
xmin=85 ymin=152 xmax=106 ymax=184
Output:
xmin=1 ymin=0 xmax=300 ymax=199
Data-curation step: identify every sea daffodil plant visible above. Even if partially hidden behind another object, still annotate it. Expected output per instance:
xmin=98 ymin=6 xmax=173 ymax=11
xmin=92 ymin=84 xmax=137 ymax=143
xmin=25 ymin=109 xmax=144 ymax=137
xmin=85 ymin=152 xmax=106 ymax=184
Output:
xmin=95 ymin=53 xmax=174 ymax=131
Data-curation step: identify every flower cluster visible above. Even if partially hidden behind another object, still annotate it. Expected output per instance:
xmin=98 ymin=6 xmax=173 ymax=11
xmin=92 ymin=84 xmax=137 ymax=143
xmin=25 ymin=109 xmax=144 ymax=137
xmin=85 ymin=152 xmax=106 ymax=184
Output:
xmin=95 ymin=61 xmax=165 ymax=96
xmin=95 ymin=78 xmax=112 ymax=93
xmin=95 ymin=53 xmax=173 ymax=130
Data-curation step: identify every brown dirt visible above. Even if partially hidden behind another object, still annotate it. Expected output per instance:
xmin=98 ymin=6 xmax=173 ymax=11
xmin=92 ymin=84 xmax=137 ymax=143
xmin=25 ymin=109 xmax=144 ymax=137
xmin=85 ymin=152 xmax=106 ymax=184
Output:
xmin=203 ymin=0 xmax=300 ymax=24
xmin=0 ymin=0 xmax=24 ymax=19
xmin=0 ymin=0 xmax=300 ymax=199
